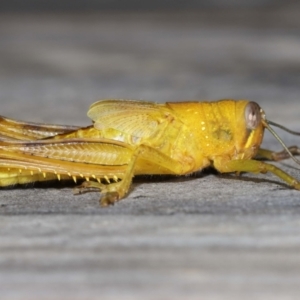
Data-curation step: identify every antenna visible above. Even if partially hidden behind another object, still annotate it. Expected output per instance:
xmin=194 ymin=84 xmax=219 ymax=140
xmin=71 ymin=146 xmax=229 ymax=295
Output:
xmin=263 ymin=119 xmax=300 ymax=165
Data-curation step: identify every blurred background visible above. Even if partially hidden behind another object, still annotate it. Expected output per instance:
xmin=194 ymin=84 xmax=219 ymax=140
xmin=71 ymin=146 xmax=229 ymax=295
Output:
xmin=1 ymin=3 xmax=300 ymax=196
xmin=0 ymin=0 xmax=295 ymax=11
xmin=0 ymin=0 xmax=299 ymax=126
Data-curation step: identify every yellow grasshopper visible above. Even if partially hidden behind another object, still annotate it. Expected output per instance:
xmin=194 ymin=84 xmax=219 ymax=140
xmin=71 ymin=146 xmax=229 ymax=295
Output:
xmin=0 ymin=99 xmax=299 ymax=206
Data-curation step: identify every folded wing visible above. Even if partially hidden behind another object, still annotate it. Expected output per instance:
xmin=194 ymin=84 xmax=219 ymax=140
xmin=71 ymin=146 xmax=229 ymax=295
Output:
xmin=88 ymin=100 xmax=180 ymax=141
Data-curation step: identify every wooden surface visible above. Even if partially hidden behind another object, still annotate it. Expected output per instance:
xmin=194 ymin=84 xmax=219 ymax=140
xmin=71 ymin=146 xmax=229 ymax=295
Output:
xmin=1 ymin=8 xmax=300 ymax=299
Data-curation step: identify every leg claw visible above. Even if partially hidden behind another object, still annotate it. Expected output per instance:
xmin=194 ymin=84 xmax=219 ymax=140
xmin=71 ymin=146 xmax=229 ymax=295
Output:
xmin=100 ymin=192 xmax=120 ymax=207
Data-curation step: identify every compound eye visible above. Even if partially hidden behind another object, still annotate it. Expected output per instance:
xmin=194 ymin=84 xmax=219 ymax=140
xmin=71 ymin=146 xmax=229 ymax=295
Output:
xmin=245 ymin=102 xmax=261 ymax=130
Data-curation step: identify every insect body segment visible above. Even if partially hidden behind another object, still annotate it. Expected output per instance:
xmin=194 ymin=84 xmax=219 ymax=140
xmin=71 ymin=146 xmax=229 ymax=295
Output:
xmin=0 ymin=99 xmax=299 ymax=206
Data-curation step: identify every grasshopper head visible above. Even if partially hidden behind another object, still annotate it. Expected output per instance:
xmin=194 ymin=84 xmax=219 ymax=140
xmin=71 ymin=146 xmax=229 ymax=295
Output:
xmin=237 ymin=101 xmax=300 ymax=166
xmin=235 ymin=101 xmax=265 ymax=159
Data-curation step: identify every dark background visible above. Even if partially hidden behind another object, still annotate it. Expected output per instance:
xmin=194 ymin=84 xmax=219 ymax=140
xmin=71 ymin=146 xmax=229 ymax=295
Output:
xmin=0 ymin=0 xmax=291 ymax=11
